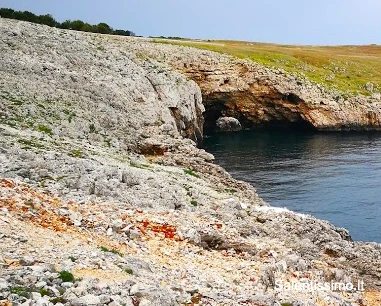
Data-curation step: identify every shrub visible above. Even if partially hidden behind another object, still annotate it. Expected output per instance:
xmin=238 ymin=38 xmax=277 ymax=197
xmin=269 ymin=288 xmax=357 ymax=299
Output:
xmin=0 ymin=7 xmax=135 ymax=37
xmin=59 ymin=270 xmax=74 ymax=282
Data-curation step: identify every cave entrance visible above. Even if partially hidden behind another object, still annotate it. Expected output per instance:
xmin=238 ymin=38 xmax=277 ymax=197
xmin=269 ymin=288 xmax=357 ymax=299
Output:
xmin=202 ymin=93 xmax=316 ymax=135
xmin=203 ymin=100 xmax=228 ymax=134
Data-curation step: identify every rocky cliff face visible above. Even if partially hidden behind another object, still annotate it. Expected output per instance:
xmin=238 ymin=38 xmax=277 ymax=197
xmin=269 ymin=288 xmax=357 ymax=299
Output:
xmin=1 ymin=19 xmax=381 ymax=306
xmin=123 ymin=40 xmax=381 ymax=133
xmin=0 ymin=20 xmax=204 ymax=154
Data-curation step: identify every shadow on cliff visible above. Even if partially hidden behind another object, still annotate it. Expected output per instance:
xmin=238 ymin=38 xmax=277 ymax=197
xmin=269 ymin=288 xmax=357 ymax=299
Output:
xmin=202 ymin=87 xmax=316 ymax=134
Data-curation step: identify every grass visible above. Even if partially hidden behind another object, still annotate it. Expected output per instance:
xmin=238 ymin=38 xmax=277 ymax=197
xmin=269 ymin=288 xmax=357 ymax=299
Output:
xmin=38 ymin=124 xmax=53 ymax=136
xmin=18 ymin=138 xmax=45 ymax=149
xmin=154 ymin=39 xmax=381 ymax=95
xmin=100 ymin=246 xmax=124 ymax=257
xmin=51 ymin=297 xmax=67 ymax=304
xmin=69 ymin=149 xmax=83 ymax=158
xmin=10 ymin=286 xmax=57 ymax=299
xmin=10 ymin=286 xmax=30 ymax=298
xmin=184 ymin=169 xmax=200 ymax=178
xmin=39 ymin=288 xmax=50 ymax=297
xmin=63 ymin=109 xmax=76 ymax=123
xmin=0 ymin=91 xmax=24 ymax=105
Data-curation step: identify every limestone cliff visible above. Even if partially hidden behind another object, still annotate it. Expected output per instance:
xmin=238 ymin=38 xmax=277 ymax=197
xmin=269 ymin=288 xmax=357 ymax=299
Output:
xmin=0 ymin=20 xmax=204 ymax=155
xmin=122 ymin=40 xmax=381 ymax=133
xmin=1 ymin=18 xmax=381 ymax=306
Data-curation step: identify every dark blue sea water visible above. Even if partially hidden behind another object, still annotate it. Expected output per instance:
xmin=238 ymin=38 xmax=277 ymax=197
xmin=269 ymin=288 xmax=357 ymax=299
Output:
xmin=203 ymin=130 xmax=381 ymax=243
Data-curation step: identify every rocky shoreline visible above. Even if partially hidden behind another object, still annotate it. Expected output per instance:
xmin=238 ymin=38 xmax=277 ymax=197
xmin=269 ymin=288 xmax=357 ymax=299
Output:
xmin=1 ymin=18 xmax=381 ymax=306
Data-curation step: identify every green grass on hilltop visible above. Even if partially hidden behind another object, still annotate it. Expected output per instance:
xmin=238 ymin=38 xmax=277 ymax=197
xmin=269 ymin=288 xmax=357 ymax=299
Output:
xmin=155 ymin=39 xmax=381 ymax=96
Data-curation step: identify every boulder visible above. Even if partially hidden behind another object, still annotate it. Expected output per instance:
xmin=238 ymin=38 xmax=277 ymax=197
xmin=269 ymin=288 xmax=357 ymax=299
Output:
xmin=216 ymin=117 xmax=242 ymax=132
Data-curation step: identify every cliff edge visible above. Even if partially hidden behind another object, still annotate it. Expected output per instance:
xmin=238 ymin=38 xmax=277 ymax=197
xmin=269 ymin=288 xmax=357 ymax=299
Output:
xmin=1 ymin=19 xmax=381 ymax=306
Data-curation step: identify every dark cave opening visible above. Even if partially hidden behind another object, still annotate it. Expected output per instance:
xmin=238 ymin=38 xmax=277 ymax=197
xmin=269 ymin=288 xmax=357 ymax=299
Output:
xmin=202 ymin=94 xmax=315 ymax=135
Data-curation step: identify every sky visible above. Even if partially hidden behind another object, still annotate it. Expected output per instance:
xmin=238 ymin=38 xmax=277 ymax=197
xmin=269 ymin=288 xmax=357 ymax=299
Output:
xmin=1 ymin=0 xmax=381 ymax=45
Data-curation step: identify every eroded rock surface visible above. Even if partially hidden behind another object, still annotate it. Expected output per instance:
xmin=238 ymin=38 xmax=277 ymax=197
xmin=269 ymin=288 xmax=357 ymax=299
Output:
xmin=216 ymin=117 xmax=242 ymax=132
xmin=123 ymin=39 xmax=381 ymax=132
xmin=1 ymin=18 xmax=381 ymax=306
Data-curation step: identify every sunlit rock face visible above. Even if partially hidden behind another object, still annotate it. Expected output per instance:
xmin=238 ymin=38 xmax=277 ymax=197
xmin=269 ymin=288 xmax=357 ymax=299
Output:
xmin=1 ymin=19 xmax=381 ymax=306
xmin=124 ymin=39 xmax=381 ymax=133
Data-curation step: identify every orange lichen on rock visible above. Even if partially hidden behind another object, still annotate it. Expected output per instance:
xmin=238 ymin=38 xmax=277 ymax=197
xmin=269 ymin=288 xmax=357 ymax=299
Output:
xmin=0 ymin=179 xmax=72 ymax=232
xmin=139 ymin=219 xmax=178 ymax=239
xmin=1 ymin=179 xmax=15 ymax=188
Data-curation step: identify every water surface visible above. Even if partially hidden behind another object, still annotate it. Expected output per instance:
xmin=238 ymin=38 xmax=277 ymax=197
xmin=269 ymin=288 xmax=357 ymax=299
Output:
xmin=204 ymin=130 xmax=381 ymax=243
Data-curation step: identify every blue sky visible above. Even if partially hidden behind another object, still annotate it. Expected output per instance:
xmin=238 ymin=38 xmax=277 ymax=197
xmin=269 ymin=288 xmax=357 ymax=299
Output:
xmin=1 ymin=0 xmax=380 ymax=45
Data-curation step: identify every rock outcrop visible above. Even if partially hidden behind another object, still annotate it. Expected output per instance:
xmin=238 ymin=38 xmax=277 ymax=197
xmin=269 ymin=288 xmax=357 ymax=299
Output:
xmin=1 ymin=18 xmax=381 ymax=306
xmin=0 ymin=19 xmax=204 ymax=154
xmin=216 ymin=116 xmax=242 ymax=132
xmin=122 ymin=39 xmax=381 ymax=133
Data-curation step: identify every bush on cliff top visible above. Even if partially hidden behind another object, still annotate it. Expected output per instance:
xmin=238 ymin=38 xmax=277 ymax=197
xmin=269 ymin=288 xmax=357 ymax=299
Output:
xmin=0 ymin=7 xmax=135 ymax=37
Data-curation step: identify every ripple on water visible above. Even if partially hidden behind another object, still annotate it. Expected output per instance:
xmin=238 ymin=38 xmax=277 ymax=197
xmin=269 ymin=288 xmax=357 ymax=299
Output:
xmin=204 ymin=130 xmax=381 ymax=243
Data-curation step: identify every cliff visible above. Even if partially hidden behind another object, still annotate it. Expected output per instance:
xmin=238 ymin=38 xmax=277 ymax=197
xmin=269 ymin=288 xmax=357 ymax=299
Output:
xmin=123 ymin=40 xmax=381 ymax=132
xmin=1 ymin=19 xmax=381 ymax=306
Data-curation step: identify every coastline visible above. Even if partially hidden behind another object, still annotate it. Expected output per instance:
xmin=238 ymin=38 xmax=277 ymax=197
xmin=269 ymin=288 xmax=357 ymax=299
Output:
xmin=1 ymin=18 xmax=381 ymax=306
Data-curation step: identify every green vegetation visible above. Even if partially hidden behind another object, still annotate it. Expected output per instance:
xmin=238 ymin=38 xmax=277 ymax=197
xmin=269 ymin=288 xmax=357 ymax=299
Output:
xmin=151 ymin=36 xmax=188 ymax=40
xmin=68 ymin=256 xmax=77 ymax=262
xmin=184 ymin=169 xmax=200 ymax=178
xmin=190 ymin=200 xmax=198 ymax=207
xmin=184 ymin=185 xmax=192 ymax=197
xmin=18 ymin=138 xmax=45 ymax=149
xmin=104 ymin=138 xmax=112 ymax=147
xmin=51 ymin=297 xmax=67 ymax=304
xmin=0 ymin=91 xmax=24 ymax=106
xmin=59 ymin=270 xmax=74 ymax=282
xmin=39 ymin=288 xmax=50 ymax=297
xmin=63 ymin=109 xmax=76 ymax=123
xmin=155 ymin=39 xmax=381 ymax=95
xmin=70 ymin=149 xmax=83 ymax=158
xmin=10 ymin=286 xmax=30 ymax=298
xmin=68 ymin=113 xmax=75 ymax=123
xmin=0 ymin=7 xmax=135 ymax=36
xmin=100 ymin=246 xmax=123 ymax=257
xmin=10 ymin=285 xmax=63 ymax=301
xmin=125 ymin=268 xmax=133 ymax=275
xmin=89 ymin=123 xmax=97 ymax=133
xmin=225 ymin=188 xmax=238 ymax=194
xmin=38 ymin=124 xmax=53 ymax=136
